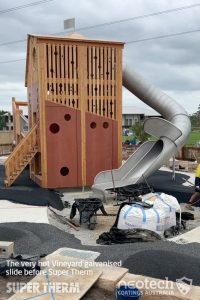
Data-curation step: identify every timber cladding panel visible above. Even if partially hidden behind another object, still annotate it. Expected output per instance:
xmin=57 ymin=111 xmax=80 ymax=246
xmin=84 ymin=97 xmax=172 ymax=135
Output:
xmin=86 ymin=113 xmax=119 ymax=186
xmin=43 ymin=39 xmax=122 ymax=120
xmin=86 ymin=45 xmax=118 ymax=119
xmin=25 ymin=33 xmax=124 ymax=188
xmin=45 ymin=102 xmax=81 ymax=188
xmin=45 ymin=43 xmax=79 ymax=109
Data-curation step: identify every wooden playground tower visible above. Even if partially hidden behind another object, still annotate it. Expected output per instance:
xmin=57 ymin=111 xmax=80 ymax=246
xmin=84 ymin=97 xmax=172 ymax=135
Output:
xmin=4 ymin=33 xmax=124 ymax=188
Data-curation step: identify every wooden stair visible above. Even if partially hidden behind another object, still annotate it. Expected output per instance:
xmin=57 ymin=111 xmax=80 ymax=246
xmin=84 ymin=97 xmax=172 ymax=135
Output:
xmin=4 ymin=124 xmax=38 ymax=187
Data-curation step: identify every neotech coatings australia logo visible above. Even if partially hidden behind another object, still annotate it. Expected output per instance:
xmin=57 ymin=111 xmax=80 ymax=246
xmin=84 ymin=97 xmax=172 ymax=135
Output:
xmin=176 ymin=277 xmax=193 ymax=295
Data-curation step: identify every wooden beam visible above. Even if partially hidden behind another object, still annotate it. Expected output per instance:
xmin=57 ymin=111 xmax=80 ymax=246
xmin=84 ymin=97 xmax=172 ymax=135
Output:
xmin=38 ymin=43 xmax=48 ymax=187
xmin=116 ymin=48 xmax=122 ymax=167
xmin=78 ymin=45 xmax=87 ymax=186
xmin=15 ymin=101 xmax=28 ymax=107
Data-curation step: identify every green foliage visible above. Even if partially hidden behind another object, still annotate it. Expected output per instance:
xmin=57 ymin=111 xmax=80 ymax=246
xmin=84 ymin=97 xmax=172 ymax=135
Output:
xmin=186 ymin=130 xmax=200 ymax=145
xmin=190 ymin=104 xmax=200 ymax=127
xmin=187 ymin=105 xmax=200 ymax=145
xmin=122 ymin=134 xmax=133 ymax=142
xmin=131 ymin=122 xmax=150 ymax=143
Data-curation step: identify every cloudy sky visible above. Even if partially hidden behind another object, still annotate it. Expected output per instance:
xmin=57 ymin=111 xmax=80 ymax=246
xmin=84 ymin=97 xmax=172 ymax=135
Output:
xmin=0 ymin=0 xmax=200 ymax=114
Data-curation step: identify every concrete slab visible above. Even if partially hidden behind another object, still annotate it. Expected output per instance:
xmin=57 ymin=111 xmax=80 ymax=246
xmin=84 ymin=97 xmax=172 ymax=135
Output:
xmin=51 ymin=247 xmax=100 ymax=260
xmin=170 ymin=226 xmax=200 ymax=244
xmin=43 ymin=254 xmax=128 ymax=292
xmin=0 ymin=200 xmax=49 ymax=224
xmin=8 ymin=264 xmax=102 ymax=300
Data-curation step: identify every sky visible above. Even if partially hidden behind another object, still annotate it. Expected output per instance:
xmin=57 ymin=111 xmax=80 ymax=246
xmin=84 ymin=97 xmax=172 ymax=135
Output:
xmin=0 ymin=0 xmax=200 ymax=115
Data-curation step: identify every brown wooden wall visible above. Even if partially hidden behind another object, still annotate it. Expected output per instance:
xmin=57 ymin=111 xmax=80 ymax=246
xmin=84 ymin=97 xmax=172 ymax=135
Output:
xmin=85 ymin=113 xmax=118 ymax=185
xmin=43 ymin=41 xmax=122 ymax=120
xmin=45 ymin=101 xmax=81 ymax=188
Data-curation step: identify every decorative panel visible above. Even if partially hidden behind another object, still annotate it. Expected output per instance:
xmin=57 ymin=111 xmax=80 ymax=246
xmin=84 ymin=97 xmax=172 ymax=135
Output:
xmin=45 ymin=43 xmax=79 ymax=108
xmin=86 ymin=46 xmax=117 ymax=119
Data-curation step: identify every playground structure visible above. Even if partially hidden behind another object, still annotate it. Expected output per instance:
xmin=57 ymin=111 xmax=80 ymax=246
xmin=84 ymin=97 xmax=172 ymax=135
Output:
xmin=4 ymin=32 xmax=191 ymax=189
xmin=4 ymin=33 xmax=124 ymax=188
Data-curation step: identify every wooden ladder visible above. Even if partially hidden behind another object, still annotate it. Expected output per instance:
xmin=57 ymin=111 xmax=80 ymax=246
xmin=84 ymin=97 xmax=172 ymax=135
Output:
xmin=4 ymin=124 xmax=38 ymax=187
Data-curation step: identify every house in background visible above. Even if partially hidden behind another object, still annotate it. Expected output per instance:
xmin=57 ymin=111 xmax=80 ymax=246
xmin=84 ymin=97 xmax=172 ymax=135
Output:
xmin=1 ymin=112 xmax=13 ymax=131
xmin=122 ymin=105 xmax=160 ymax=128
xmin=1 ymin=111 xmax=28 ymax=132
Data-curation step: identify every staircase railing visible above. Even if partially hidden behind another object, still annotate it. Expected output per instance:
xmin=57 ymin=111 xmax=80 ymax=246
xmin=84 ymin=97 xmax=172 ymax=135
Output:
xmin=4 ymin=124 xmax=38 ymax=186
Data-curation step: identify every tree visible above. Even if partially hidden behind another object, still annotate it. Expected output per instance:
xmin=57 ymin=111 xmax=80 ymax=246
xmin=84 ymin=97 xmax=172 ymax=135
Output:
xmin=131 ymin=121 xmax=150 ymax=143
xmin=190 ymin=104 xmax=200 ymax=128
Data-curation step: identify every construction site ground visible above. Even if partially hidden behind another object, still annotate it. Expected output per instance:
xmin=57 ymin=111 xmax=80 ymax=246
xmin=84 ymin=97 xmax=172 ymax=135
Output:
xmin=0 ymin=156 xmax=200 ymax=299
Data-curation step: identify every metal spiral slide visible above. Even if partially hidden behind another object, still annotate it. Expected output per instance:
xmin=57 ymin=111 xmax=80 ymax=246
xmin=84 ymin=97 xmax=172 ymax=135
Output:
xmin=92 ymin=65 xmax=191 ymax=193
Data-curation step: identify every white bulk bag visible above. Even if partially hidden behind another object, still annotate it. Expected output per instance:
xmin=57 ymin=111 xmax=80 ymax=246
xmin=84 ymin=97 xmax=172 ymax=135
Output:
xmin=141 ymin=192 xmax=180 ymax=211
xmin=152 ymin=193 xmax=178 ymax=230
xmin=157 ymin=193 xmax=180 ymax=212
xmin=117 ymin=204 xmax=166 ymax=236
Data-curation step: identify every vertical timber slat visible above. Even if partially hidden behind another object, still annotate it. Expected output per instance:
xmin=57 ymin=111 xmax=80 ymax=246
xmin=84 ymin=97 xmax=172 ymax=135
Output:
xmin=103 ymin=47 xmax=107 ymax=117
xmin=88 ymin=46 xmax=92 ymax=113
xmin=38 ymin=42 xmax=48 ymax=187
xmin=47 ymin=43 xmax=52 ymax=102
xmin=116 ymin=47 xmax=122 ymax=166
xmin=52 ymin=44 xmax=56 ymax=104
xmin=73 ymin=45 xmax=77 ymax=108
xmin=60 ymin=44 xmax=65 ymax=105
xmin=79 ymin=45 xmax=87 ymax=186
xmin=100 ymin=47 xmax=104 ymax=116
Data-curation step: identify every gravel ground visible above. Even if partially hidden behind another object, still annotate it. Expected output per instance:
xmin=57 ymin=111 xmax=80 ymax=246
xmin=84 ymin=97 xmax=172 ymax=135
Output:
xmin=0 ymin=166 xmax=64 ymax=210
xmin=0 ymin=222 xmax=83 ymax=256
xmin=123 ymin=249 xmax=200 ymax=286
xmin=0 ymin=222 xmax=200 ymax=286
xmin=0 ymin=167 xmax=200 ymax=299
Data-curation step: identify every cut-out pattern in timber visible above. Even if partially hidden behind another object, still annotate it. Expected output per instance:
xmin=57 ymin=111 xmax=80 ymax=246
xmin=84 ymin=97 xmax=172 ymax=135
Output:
xmin=46 ymin=43 xmax=79 ymax=109
xmin=87 ymin=46 xmax=117 ymax=119
xmin=45 ymin=43 xmax=118 ymax=120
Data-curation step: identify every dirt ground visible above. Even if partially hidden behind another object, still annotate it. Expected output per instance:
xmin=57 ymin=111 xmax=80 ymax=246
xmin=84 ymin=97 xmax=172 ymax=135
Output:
xmin=1 ymin=160 xmax=200 ymax=299
xmin=48 ymin=195 xmax=200 ymax=246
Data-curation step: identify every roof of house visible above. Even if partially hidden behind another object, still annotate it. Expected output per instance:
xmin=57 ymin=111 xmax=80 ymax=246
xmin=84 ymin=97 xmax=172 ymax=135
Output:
xmin=122 ymin=106 xmax=160 ymax=116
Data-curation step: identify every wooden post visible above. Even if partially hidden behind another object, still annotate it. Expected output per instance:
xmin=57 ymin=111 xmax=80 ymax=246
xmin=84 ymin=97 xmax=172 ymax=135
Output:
xmin=78 ymin=45 xmax=87 ymax=187
xmin=38 ymin=43 xmax=48 ymax=187
xmin=116 ymin=47 xmax=123 ymax=167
